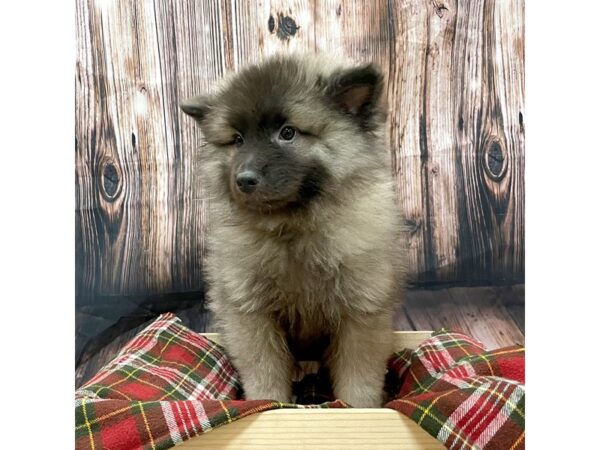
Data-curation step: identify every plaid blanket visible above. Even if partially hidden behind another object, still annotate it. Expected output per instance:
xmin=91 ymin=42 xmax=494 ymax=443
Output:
xmin=386 ymin=332 xmax=525 ymax=449
xmin=75 ymin=313 xmax=524 ymax=450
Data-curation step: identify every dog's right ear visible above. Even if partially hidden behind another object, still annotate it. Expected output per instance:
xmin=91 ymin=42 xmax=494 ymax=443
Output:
xmin=180 ymin=95 xmax=210 ymax=123
xmin=324 ymin=63 xmax=385 ymax=129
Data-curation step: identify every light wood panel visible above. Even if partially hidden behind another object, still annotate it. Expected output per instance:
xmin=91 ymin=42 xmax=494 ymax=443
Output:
xmin=177 ymin=409 xmax=445 ymax=450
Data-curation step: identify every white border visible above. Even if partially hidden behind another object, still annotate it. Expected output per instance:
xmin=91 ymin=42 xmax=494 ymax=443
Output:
xmin=0 ymin=1 xmax=74 ymax=448
xmin=1 ymin=1 xmax=599 ymax=447
xmin=527 ymin=1 xmax=600 ymax=447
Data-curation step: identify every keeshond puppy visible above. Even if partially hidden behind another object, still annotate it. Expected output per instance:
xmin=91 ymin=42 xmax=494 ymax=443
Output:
xmin=181 ymin=53 xmax=406 ymax=407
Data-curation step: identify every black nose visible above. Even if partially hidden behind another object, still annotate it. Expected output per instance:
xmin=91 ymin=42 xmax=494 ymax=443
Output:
xmin=236 ymin=171 xmax=260 ymax=193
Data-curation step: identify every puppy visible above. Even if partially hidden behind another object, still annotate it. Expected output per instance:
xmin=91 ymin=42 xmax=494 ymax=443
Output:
xmin=181 ymin=53 xmax=406 ymax=407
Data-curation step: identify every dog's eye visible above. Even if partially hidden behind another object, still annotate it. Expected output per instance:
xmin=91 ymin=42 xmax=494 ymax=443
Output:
xmin=233 ymin=134 xmax=244 ymax=146
xmin=279 ymin=126 xmax=296 ymax=141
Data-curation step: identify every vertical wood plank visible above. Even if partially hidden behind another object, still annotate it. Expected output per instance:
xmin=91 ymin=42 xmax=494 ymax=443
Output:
xmin=386 ymin=1 xmax=432 ymax=284
xmin=493 ymin=0 xmax=525 ymax=279
xmin=77 ymin=0 xmax=229 ymax=326
xmin=450 ymin=0 xmax=525 ymax=283
xmin=77 ymin=0 xmax=146 ymax=297
xmin=315 ymin=0 xmax=391 ymax=65
xmin=420 ymin=0 xmax=461 ymax=282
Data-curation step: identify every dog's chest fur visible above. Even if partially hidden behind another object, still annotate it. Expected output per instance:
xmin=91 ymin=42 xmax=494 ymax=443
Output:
xmin=214 ymin=219 xmax=352 ymax=319
xmin=207 ymin=182 xmax=400 ymax=347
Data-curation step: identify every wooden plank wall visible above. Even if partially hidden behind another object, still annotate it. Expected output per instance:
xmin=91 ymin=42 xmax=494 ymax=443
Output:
xmin=76 ymin=0 xmax=524 ymax=303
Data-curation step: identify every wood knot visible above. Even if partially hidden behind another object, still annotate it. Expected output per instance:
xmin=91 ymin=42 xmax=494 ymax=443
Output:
xmin=433 ymin=2 xmax=449 ymax=18
xmin=405 ymin=219 xmax=422 ymax=235
xmin=99 ymin=158 xmax=122 ymax=201
xmin=272 ymin=13 xmax=298 ymax=40
xmin=519 ymin=112 xmax=524 ymax=133
xmin=483 ymin=139 xmax=507 ymax=181
xmin=268 ymin=15 xmax=275 ymax=33
xmin=436 ymin=6 xmax=448 ymax=18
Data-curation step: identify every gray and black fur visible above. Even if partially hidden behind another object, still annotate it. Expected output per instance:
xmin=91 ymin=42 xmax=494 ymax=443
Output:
xmin=181 ymin=53 xmax=407 ymax=407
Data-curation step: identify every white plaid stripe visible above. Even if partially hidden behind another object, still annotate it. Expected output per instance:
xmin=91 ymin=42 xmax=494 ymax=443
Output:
xmin=438 ymin=380 xmax=495 ymax=446
xmin=160 ymin=401 xmax=183 ymax=445
xmin=404 ymin=362 xmax=478 ymax=398
xmin=118 ymin=316 xmax=177 ymax=355
xmin=174 ymin=401 xmax=192 ymax=440
xmin=83 ymin=326 xmax=166 ymax=387
xmin=191 ymin=400 xmax=213 ymax=433
xmin=75 ymin=389 xmax=101 ymax=400
xmin=148 ymin=365 xmax=204 ymax=399
xmin=413 ymin=339 xmax=454 ymax=376
xmin=439 ymin=378 xmax=522 ymax=450
xmin=183 ymin=401 xmax=200 ymax=437
xmin=438 ymin=366 xmax=479 ymax=390
xmin=156 ymin=346 xmax=230 ymax=400
xmin=75 ymin=397 xmax=107 ymax=407
xmin=187 ymin=355 xmax=239 ymax=400
xmin=449 ymin=381 xmax=508 ymax=449
xmin=475 ymin=384 xmax=525 ymax=448
xmin=414 ymin=335 xmax=480 ymax=382
xmin=150 ymin=363 xmax=237 ymax=400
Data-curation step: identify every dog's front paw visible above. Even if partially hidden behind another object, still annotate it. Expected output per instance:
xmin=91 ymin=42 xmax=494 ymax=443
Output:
xmin=243 ymin=386 xmax=292 ymax=403
xmin=335 ymin=386 xmax=384 ymax=408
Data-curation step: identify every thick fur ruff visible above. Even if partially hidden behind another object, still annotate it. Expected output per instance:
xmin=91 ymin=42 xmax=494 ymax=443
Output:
xmin=181 ymin=53 xmax=407 ymax=407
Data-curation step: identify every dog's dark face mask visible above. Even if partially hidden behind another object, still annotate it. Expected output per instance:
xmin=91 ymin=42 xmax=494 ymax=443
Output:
xmin=224 ymin=120 xmax=330 ymax=212
xmin=180 ymin=55 xmax=384 ymax=214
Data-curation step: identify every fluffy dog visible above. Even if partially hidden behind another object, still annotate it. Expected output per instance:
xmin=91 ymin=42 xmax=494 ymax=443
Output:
xmin=181 ymin=53 xmax=406 ymax=407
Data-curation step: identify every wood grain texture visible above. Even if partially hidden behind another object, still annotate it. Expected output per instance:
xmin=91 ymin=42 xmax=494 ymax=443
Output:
xmin=177 ymin=409 xmax=445 ymax=450
xmin=76 ymin=0 xmax=525 ymax=356
xmin=400 ymin=285 xmax=524 ymax=349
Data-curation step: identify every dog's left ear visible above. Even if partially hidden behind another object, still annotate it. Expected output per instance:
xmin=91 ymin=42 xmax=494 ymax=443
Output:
xmin=326 ymin=63 xmax=384 ymax=119
xmin=180 ymin=95 xmax=211 ymax=124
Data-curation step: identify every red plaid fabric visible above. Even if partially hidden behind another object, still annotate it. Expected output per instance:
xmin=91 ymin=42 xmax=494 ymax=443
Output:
xmin=385 ymin=331 xmax=525 ymax=449
xmin=75 ymin=313 xmax=346 ymax=450
xmin=75 ymin=315 xmax=524 ymax=450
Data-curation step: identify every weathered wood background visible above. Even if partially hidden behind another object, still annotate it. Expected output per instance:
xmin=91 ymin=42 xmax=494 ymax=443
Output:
xmin=75 ymin=0 xmax=524 ymax=362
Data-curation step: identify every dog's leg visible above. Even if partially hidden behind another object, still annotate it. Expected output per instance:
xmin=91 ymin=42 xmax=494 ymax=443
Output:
xmin=327 ymin=313 xmax=392 ymax=407
xmin=219 ymin=311 xmax=294 ymax=402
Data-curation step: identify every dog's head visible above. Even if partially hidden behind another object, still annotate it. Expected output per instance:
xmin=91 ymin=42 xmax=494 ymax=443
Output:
xmin=181 ymin=53 xmax=386 ymax=214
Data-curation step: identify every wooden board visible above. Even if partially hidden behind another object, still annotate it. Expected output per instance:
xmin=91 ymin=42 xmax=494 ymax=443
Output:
xmin=75 ymin=0 xmax=525 ymax=307
xmin=177 ymin=409 xmax=445 ymax=450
